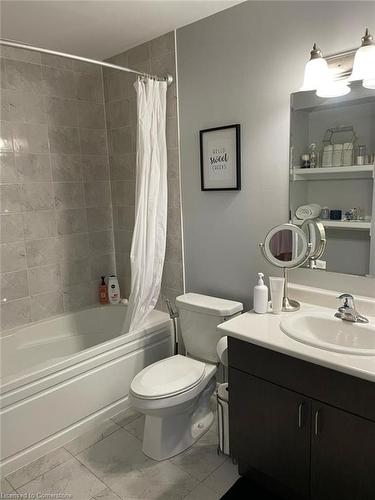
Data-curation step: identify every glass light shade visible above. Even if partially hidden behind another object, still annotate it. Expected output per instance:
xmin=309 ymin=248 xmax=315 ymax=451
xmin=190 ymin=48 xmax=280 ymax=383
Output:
xmin=363 ymin=78 xmax=375 ymax=89
xmin=301 ymin=57 xmax=330 ymax=91
xmin=349 ymin=44 xmax=375 ymax=81
xmin=316 ymin=81 xmax=351 ymax=98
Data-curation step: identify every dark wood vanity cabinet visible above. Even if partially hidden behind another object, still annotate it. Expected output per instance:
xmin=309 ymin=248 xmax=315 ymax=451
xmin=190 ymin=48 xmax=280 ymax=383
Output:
xmin=228 ymin=338 xmax=375 ymax=500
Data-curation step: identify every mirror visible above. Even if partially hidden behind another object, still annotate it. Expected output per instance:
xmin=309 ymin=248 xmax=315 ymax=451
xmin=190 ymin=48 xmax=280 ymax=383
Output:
xmin=262 ymin=223 xmax=310 ymax=268
xmin=301 ymin=219 xmax=326 ymax=267
xmin=289 ymin=82 xmax=375 ymax=277
xmin=260 ymin=223 xmax=314 ymax=311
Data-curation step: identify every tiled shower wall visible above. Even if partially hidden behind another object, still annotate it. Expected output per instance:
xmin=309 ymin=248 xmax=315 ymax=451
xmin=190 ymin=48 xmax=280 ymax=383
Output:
xmin=0 ymin=47 xmax=115 ymax=331
xmin=103 ymin=31 xmax=184 ymax=309
xmin=0 ymin=32 xmax=183 ymax=331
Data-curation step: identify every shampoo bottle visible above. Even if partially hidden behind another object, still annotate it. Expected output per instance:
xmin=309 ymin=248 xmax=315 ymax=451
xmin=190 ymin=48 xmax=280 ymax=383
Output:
xmin=253 ymin=272 xmax=268 ymax=314
xmin=108 ymin=275 xmax=121 ymax=304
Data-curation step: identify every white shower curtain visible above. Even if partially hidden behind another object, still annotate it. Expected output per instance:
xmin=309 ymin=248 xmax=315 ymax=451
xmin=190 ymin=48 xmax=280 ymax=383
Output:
xmin=124 ymin=78 xmax=168 ymax=332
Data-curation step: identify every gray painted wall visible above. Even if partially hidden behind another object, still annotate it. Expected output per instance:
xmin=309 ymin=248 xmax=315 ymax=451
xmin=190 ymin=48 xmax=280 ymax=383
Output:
xmin=177 ymin=1 xmax=375 ymax=308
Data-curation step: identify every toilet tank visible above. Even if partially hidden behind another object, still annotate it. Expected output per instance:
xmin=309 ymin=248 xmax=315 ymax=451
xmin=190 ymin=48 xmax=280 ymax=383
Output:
xmin=175 ymin=293 xmax=243 ymax=363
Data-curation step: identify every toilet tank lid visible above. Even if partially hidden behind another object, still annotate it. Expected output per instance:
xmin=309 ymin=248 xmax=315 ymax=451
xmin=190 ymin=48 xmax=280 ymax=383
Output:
xmin=176 ymin=293 xmax=243 ymax=317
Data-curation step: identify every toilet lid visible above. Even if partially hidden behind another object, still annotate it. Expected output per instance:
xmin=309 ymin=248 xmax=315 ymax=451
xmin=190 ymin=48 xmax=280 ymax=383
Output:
xmin=130 ymin=355 xmax=206 ymax=399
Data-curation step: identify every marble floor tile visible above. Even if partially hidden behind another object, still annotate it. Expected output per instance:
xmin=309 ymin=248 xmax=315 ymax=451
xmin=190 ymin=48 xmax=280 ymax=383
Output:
xmin=90 ymin=486 xmax=121 ymax=500
xmin=170 ymin=441 xmax=226 ymax=482
xmin=17 ymin=457 xmax=107 ymax=500
xmin=76 ymin=428 xmax=148 ymax=483
xmin=123 ymin=415 xmax=145 ymax=441
xmin=64 ymin=419 xmax=121 ymax=455
xmin=0 ymin=477 xmax=15 ymax=494
xmin=202 ymin=457 xmax=240 ymax=497
xmin=183 ymin=483 xmax=221 ymax=500
xmin=6 ymin=446 xmax=72 ymax=489
xmin=108 ymin=459 xmax=198 ymax=500
xmin=111 ymin=407 xmax=141 ymax=428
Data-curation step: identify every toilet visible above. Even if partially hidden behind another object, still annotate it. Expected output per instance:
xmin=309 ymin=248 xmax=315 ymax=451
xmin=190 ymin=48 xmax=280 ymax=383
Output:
xmin=130 ymin=293 xmax=243 ymax=461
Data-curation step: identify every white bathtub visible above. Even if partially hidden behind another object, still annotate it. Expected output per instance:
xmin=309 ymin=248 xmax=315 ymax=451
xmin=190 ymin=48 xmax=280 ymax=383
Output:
xmin=0 ymin=305 xmax=172 ymax=475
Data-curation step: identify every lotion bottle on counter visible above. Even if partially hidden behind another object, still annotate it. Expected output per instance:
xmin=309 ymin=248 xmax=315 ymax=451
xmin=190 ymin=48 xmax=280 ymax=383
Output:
xmin=253 ymin=272 xmax=268 ymax=314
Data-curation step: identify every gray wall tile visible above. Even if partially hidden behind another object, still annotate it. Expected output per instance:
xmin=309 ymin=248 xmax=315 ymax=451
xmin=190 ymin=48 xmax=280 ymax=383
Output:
xmin=28 ymin=264 xmax=61 ymax=295
xmin=60 ymin=259 xmax=90 ymax=287
xmin=86 ymin=207 xmax=113 ymax=231
xmin=84 ymin=182 xmax=111 ymax=207
xmin=1 ymin=241 xmax=27 ymax=272
xmin=48 ymin=126 xmax=80 ymax=154
xmin=3 ymin=59 xmax=42 ymax=93
xmin=24 ymin=210 xmax=57 ymax=239
xmin=26 ymin=238 xmax=60 ymax=268
xmin=51 ymin=154 xmax=82 ymax=182
xmin=12 ymin=123 xmax=49 ymax=153
xmin=54 ymin=182 xmax=85 ymax=209
xmin=81 ymin=155 xmax=109 ymax=181
xmin=1 ymin=89 xmax=46 ymax=124
xmin=1 ymin=297 xmax=31 ymax=330
xmin=56 ymin=208 xmax=87 ymax=235
xmin=0 ymin=214 xmax=24 ymax=242
xmin=80 ymin=128 xmax=108 ymax=155
xmin=42 ymin=66 xmax=76 ymax=98
xmin=45 ymin=97 xmax=78 ymax=127
xmin=75 ymin=72 xmax=103 ymax=102
xmin=0 ymin=46 xmax=117 ymax=331
xmin=0 ymin=120 xmax=14 ymax=151
xmin=77 ymin=102 xmax=105 ymax=129
xmin=1 ymin=269 xmax=29 ymax=301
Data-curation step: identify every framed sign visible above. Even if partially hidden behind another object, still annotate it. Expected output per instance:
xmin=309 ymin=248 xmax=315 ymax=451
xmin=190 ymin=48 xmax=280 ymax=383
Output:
xmin=200 ymin=124 xmax=241 ymax=191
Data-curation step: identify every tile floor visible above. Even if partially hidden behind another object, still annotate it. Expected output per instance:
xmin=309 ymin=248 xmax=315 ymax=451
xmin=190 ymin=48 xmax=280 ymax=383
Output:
xmin=1 ymin=407 xmax=239 ymax=499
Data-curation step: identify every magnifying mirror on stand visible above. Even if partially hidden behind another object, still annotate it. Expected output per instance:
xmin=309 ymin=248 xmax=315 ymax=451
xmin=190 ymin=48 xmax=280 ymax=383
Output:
xmin=301 ymin=219 xmax=326 ymax=269
xmin=259 ymin=222 xmax=320 ymax=312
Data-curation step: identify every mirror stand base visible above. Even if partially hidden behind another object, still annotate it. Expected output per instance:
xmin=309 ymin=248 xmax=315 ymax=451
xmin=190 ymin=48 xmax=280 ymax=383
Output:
xmin=282 ymin=297 xmax=300 ymax=312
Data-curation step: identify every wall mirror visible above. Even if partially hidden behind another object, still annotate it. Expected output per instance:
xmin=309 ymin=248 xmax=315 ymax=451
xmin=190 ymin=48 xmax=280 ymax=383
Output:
xmin=289 ymin=82 xmax=375 ymax=277
xmin=260 ymin=223 xmax=314 ymax=311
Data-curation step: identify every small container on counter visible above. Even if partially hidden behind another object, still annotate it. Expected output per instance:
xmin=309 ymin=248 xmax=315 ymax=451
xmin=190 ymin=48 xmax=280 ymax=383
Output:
xmin=322 ymin=145 xmax=333 ymax=167
xmin=320 ymin=207 xmax=330 ymax=220
xmin=301 ymin=154 xmax=310 ymax=168
xmin=330 ymin=209 xmax=342 ymax=221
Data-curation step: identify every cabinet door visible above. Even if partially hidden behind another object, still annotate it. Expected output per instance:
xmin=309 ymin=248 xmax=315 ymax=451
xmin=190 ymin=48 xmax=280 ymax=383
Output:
xmin=311 ymin=402 xmax=375 ymax=500
xmin=229 ymin=368 xmax=311 ymax=499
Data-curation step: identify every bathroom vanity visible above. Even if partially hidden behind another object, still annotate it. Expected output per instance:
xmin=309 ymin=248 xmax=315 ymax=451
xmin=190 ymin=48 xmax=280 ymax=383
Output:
xmin=218 ymin=290 xmax=375 ymax=500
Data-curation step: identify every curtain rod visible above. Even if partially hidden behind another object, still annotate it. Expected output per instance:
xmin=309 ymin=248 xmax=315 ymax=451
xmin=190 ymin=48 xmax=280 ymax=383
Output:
xmin=0 ymin=38 xmax=174 ymax=85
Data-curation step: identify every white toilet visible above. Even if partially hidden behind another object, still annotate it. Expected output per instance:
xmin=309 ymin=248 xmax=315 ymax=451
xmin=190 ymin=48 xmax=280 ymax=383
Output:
xmin=130 ymin=292 xmax=243 ymax=461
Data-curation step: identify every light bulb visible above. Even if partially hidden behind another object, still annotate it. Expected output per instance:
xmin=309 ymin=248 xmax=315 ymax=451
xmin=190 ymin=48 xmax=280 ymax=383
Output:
xmin=349 ymin=29 xmax=375 ymax=82
xmin=301 ymin=44 xmax=330 ymax=91
xmin=363 ymin=79 xmax=375 ymax=89
xmin=316 ymin=81 xmax=351 ymax=98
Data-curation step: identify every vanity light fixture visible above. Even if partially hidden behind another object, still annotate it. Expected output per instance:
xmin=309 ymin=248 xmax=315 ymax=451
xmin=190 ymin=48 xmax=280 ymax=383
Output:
xmin=300 ymin=44 xmax=330 ymax=91
xmin=301 ymin=43 xmax=350 ymax=97
xmin=349 ymin=28 xmax=375 ymax=84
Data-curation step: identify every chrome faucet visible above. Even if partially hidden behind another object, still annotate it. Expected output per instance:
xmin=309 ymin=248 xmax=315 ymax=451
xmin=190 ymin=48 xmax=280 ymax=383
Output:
xmin=334 ymin=293 xmax=369 ymax=324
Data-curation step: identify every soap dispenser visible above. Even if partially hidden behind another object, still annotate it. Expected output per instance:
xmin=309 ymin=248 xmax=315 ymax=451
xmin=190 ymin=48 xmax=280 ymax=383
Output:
xmin=253 ymin=272 xmax=268 ymax=314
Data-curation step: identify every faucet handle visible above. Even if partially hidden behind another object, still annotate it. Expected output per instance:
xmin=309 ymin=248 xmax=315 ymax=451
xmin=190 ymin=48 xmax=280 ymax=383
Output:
xmin=337 ymin=293 xmax=355 ymax=310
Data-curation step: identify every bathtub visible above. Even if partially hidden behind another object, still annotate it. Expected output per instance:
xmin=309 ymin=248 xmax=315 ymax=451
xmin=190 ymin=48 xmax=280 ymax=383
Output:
xmin=0 ymin=305 xmax=172 ymax=475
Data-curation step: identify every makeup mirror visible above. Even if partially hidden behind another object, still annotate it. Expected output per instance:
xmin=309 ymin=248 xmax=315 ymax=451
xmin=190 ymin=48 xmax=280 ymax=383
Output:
xmin=260 ymin=223 xmax=313 ymax=311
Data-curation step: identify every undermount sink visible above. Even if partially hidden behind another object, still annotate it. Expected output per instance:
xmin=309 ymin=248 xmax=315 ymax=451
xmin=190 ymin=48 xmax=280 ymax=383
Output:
xmin=280 ymin=312 xmax=375 ymax=356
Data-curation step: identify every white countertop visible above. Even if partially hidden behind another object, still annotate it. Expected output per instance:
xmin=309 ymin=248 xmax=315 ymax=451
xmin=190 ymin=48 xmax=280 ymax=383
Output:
xmin=218 ymin=302 xmax=375 ymax=383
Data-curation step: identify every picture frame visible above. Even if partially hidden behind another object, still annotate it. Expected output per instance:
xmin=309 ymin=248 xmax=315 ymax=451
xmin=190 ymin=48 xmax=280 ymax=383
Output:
xmin=199 ymin=124 xmax=241 ymax=191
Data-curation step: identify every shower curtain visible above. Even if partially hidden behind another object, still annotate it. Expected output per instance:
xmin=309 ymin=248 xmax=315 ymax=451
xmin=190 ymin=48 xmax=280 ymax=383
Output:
xmin=124 ymin=78 xmax=168 ymax=332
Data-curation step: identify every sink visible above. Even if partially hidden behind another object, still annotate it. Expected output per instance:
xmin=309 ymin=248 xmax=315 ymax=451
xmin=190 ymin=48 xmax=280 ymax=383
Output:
xmin=280 ymin=312 xmax=375 ymax=355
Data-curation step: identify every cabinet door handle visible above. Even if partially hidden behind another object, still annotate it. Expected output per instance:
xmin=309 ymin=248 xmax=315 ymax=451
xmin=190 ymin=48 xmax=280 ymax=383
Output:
xmin=314 ymin=410 xmax=320 ymax=436
xmin=298 ymin=402 xmax=305 ymax=428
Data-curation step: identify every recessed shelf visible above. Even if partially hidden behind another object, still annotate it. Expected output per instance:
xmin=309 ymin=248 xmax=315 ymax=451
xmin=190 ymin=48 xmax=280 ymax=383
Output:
xmin=291 ymin=165 xmax=374 ymax=181
xmin=293 ymin=218 xmax=372 ymax=232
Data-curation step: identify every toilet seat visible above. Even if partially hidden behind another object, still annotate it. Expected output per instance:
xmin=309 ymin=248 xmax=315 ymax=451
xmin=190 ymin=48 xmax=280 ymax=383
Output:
xmin=131 ymin=355 xmax=206 ymax=399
